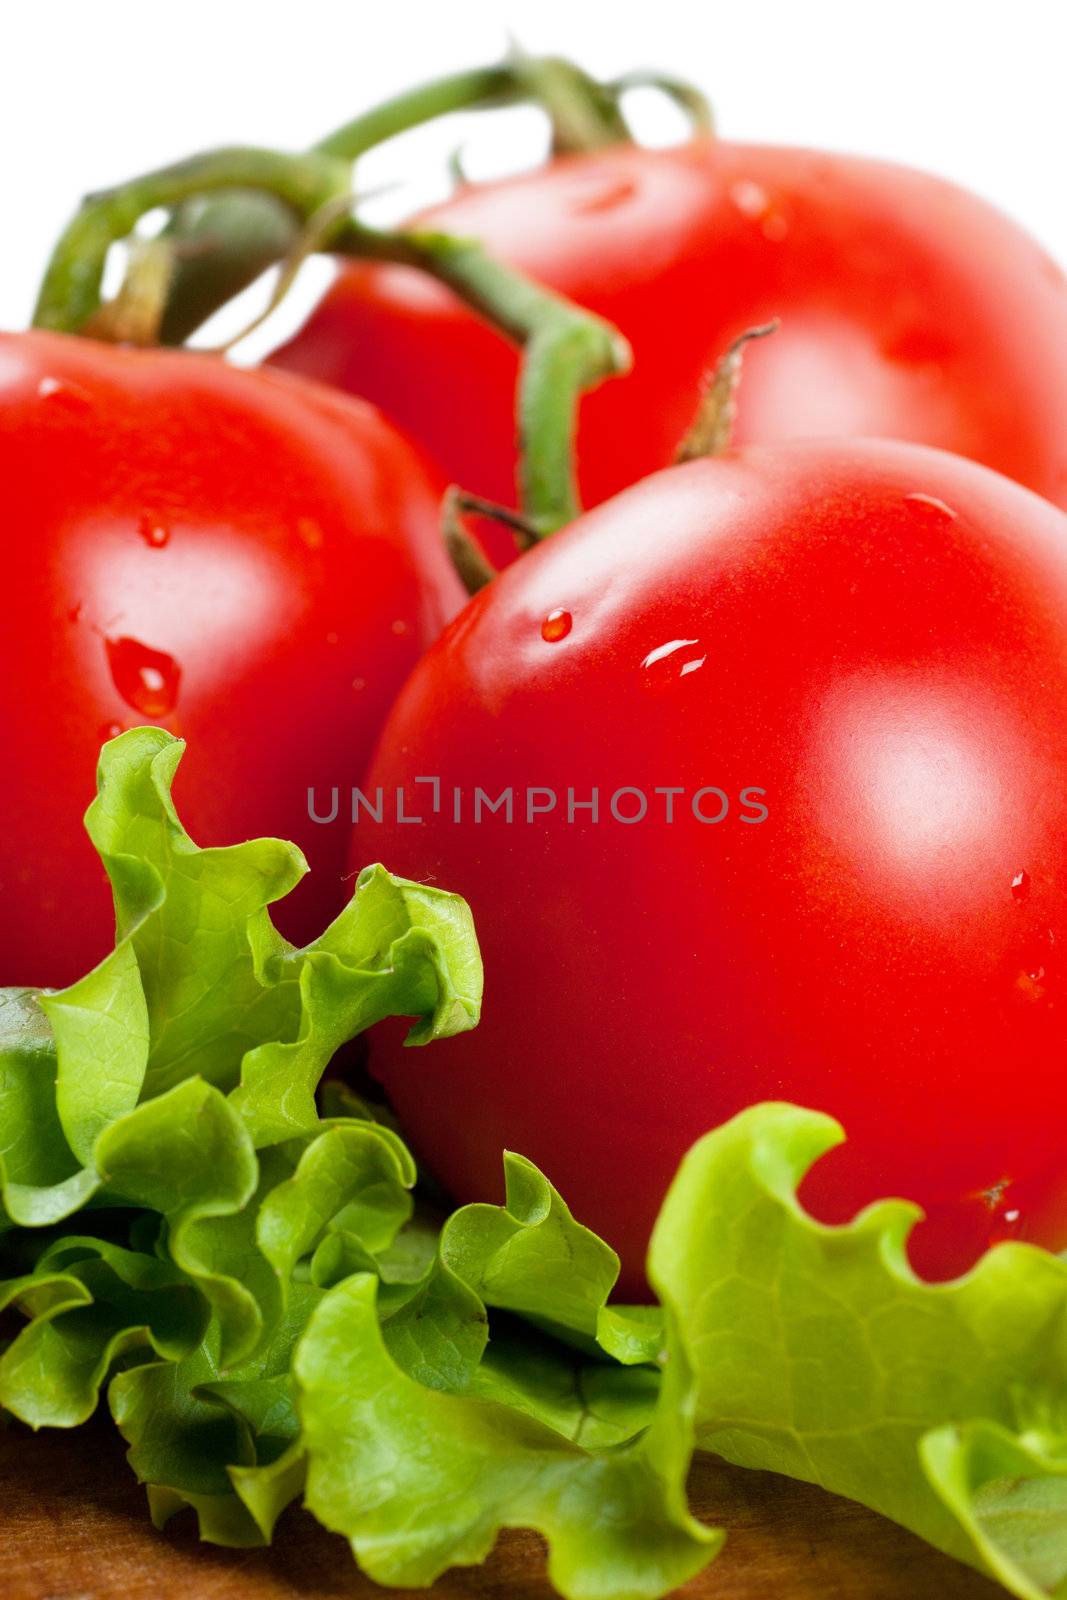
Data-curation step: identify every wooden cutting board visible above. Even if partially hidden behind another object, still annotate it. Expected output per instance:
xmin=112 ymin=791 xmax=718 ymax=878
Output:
xmin=0 ymin=1416 xmax=1002 ymax=1599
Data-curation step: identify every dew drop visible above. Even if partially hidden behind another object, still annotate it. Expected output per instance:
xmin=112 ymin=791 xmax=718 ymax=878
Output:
xmin=105 ymin=636 xmax=181 ymax=718
xmin=352 ymin=676 xmax=366 ymax=693
xmin=541 ymin=608 xmax=572 ymax=643
xmin=325 ymin=630 xmax=339 ymax=646
xmin=99 ymin=721 xmax=124 ymax=742
xmin=138 ymin=513 xmax=170 ymax=548
xmin=1011 ymin=870 xmax=1031 ymax=902
xmin=642 ymin=638 xmax=699 ymax=670
xmin=391 ymin=619 xmax=410 ymax=637
xmin=730 ymin=179 xmax=770 ymax=218
xmin=904 ymin=492 xmax=957 ymax=522
xmin=67 ymin=601 xmax=83 ymax=624
xmin=989 ymin=1213 xmax=1024 ymax=1247
xmin=37 ymin=375 xmax=92 ymax=411
xmin=761 ymin=212 xmax=789 ymax=242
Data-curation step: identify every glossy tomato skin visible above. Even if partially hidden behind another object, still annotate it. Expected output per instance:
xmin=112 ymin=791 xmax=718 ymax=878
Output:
xmin=361 ymin=440 xmax=1067 ymax=1296
xmin=273 ymin=141 xmax=1067 ymax=565
xmin=0 ymin=330 xmax=463 ymax=988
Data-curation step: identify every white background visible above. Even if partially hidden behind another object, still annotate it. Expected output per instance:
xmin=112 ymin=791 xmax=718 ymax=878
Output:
xmin=3 ymin=0 xmax=1065 ymax=345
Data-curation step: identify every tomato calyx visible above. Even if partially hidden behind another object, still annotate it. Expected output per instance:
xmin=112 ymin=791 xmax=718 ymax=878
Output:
xmin=78 ymin=237 xmax=175 ymax=348
xmin=442 ymin=491 xmax=530 ymax=596
xmin=442 ymin=320 xmax=784 ymax=596
xmin=676 ymin=320 xmax=780 ymax=461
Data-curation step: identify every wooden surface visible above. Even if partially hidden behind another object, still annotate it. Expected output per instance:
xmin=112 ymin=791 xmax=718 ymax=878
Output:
xmin=0 ymin=1417 xmax=1002 ymax=1600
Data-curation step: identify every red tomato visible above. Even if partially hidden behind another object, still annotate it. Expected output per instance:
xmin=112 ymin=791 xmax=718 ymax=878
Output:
xmin=273 ymin=141 xmax=1067 ymax=565
xmin=0 ymin=330 xmax=463 ymax=988
xmin=360 ymin=440 xmax=1067 ymax=1297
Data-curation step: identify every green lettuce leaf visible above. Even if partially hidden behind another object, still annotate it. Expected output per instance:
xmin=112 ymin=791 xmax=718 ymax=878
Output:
xmin=113 ymin=1284 xmax=319 ymax=1546
xmin=285 ymin=1146 xmax=714 ymax=1598
xmin=438 ymin=1150 xmax=620 ymax=1344
xmin=230 ymin=862 xmax=481 ymax=1148
xmin=10 ymin=723 xmax=1067 ymax=1600
xmin=0 ymin=727 xmax=484 ymax=1483
xmin=131 ymin=1138 xmax=712 ymax=1594
xmin=650 ymin=1102 xmax=1067 ymax=1600
xmin=82 ymin=726 xmax=304 ymax=1102
xmin=296 ymin=1273 xmax=718 ymax=1600
xmin=258 ymin=1120 xmax=415 ymax=1291
xmin=1 ymin=728 xmax=479 ymax=1229
xmin=0 ymin=988 xmax=99 ymax=1226
xmin=0 ymin=1237 xmax=203 ymax=1426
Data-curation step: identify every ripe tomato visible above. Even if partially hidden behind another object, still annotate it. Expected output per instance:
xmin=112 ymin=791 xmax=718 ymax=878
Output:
xmin=273 ymin=141 xmax=1067 ymax=565
xmin=360 ymin=440 xmax=1067 ymax=1296
xmin=0 ymin=330 xmax=463 ymax=988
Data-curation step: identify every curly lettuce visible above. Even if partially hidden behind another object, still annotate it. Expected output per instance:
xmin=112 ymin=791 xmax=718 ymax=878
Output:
xmin=2 ymin=728 xmax=1065 ymax=1600
xmin=650 ymin=1103 xmax=1067 ymax=1600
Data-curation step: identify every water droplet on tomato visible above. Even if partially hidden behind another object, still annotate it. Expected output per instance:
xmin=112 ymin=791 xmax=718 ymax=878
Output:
xmin=99 ymin=721 xmax=124 ymax=742
xmin=67 ymin=601 xmax=83 ymax=624
xmin=105 ymin=636 xmax=181 ymax=718
xmin=37 ymin=375 xmax=92 ymax=410
xmin=1011 ymin=870 xmax=1031 ymax=901
xmin=642 ymin=638 xmax=700 ymax=670
xmin=730 ymin=180 xmax=770 ymax=218
xmin=761 ymin=213 xmax=789 ymax=242
xmin=325 ymin=630 xmax=340 ymax=646
xmin=990 ymin=1206 xmax=1023 ymax=1245
xmin=352 ymin=676 xmax=366 ymax=693
xmin=567 ymin=175 xmax=637 ymax=216
xmin=138 ymin=514 xmax=170 ymax=548
xmin=904 ymin=492 xmax=957 ymax=522
xmin=297 ymin=517 xmax=324 ymax=550
xmin=541 ymin=609 xmax=572 ymax=643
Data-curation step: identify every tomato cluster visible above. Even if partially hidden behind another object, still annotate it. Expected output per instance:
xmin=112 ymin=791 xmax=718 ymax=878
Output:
xmin=9 ymin=62 xmax=1067 ymax=1290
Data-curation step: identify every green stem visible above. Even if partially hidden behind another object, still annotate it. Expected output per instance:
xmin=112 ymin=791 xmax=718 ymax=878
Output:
xmin=312 ymin=64 xmax=519 ymax=160
xmin=156 ymin=55 xmax=630 ymax=346
xmin=607 ymin=70 xmax=715 ymax=136
xmin=155 ymin=65 xmax=522 ymax=343
xmin=333 ymin=222 xmax=630 ymax=531
xmin=34 ymin=147 xmax=630 ymax=538
xmin=34 ymin=148 xmax=352 ymax=338
xmin=505 ymin=52 xmax=630 ymax=153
